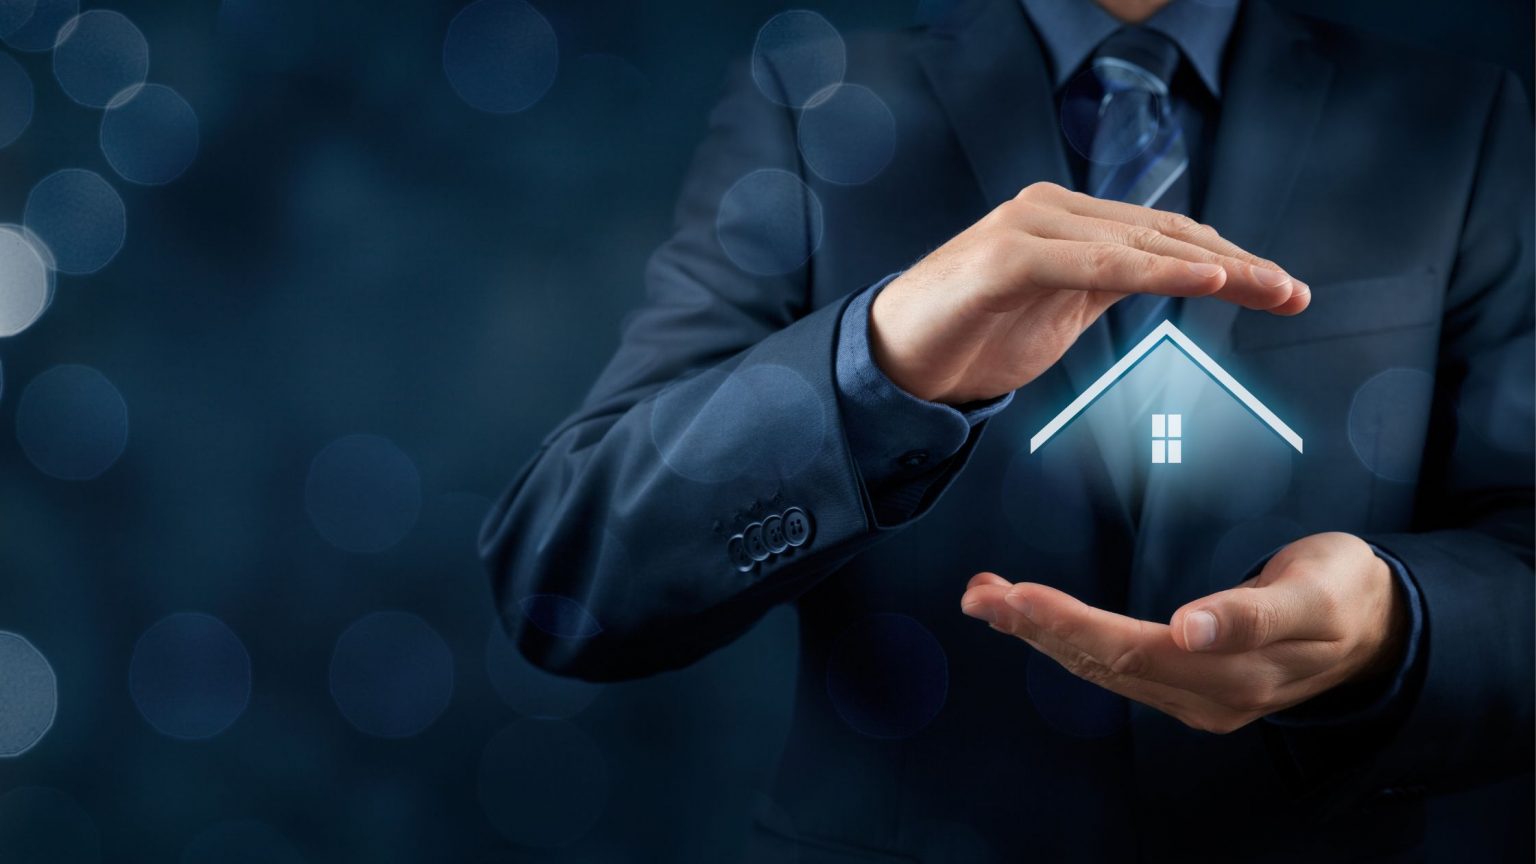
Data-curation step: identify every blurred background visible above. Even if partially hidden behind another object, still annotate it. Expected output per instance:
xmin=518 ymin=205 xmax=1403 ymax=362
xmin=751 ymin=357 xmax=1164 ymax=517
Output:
xmin=0 ymin=0 xmax=1528 ymax=861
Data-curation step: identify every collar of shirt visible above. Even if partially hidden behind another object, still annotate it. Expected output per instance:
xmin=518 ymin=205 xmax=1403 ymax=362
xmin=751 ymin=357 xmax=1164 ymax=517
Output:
xmin=1018 ymin=0 xmax=1240 ymax=97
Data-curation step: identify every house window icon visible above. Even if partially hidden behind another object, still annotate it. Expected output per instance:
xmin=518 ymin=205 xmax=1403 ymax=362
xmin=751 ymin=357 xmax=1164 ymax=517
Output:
xmin=1151 ymin=413 xmax=1182 ymax=464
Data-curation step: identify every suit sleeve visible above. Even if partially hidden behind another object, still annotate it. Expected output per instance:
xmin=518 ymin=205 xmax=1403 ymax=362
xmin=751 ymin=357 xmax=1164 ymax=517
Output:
xmin=1271 ymin=70 xmax=1535 ymax=808
xmin=478 ymin=60 xmax=990 ymax=681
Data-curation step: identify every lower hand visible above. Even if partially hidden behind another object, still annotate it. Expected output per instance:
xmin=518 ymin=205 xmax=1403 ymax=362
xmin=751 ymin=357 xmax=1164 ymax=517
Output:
xmin=959 ymin=532 xmax=1408 ymax=733
xmin=868 ymin=182 xmax=1310 ymax=405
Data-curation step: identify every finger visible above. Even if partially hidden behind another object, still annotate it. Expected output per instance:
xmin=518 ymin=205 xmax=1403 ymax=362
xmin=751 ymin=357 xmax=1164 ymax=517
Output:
xmin=967 ymin=571 xmax=1013 ymax=591
xmin=1168 ymin=578 xmax=1341 ymax=654
xmin=1055 ymin=192 xmax=1288 ymax=275
xmin=1020 ymin=634 xmax=1264 ymax=732
xmin=1023 ymin=238 xmax=1231 ymax=300
xmin=966 ymin=582 xmax=1313 ymax=703
xmin=1028 ymin=213 xmax=1295 ymax=311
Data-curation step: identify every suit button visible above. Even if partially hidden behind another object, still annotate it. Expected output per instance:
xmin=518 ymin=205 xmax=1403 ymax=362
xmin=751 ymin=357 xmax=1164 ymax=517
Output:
xmin=744 ymin=522 xmax=770 ymax=560
xmin=897 ymin=449 xmax=930 ymax=469
xmin=727 ymin=534 xmax=755 ymax=572
xmin=763 ymin=515 xmax=788 ymax=553
xmin=782 ymin=507 xmax=812 ymax=547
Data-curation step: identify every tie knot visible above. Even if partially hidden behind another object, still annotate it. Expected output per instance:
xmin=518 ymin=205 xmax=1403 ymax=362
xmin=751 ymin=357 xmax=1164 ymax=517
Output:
xmin=1093 ymin=26 xmax=1181 ymax=94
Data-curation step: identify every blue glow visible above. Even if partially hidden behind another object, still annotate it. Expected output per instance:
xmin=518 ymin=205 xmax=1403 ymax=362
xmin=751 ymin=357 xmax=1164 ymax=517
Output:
xmin=1 ymin=0 xmax=73 ymax=52
xmin=443 ymin=0 xmax=558 ymax=114
xmin=797 ymin=83 xmax=897 ymax=186
xmin=715 ymin=168 xmax=824 ymax=276
xmin=0 ymin=50 xmax=32 ymax=148
xmin=100 ymin=83 xmax=200 ymax=185
xmin=0 ymin=787 xmax=99 ymax=862
xmin=650 ymin=363 xmax=826 ymax=484
xmin=1059 ymin=62 xmax=1166 ymax=165
xmin=129 ymin=612 xmax=252 ymax=740
xmin=477 ymin=719 xmax=609 ymax=848
xmin=15 ymin=364 xmax=129 ymax=481
xmin=329 ymin=611 xmax=454 ymax=738
xmin=0 ymin=632 xmax=56 ymax=758
xmin=1026 ymin=646 xmax=1126 ymax=738
xmin=486 ymin=623 xmax=600 ymax=718
xmin=751 ymin=10 xmax=845 ymax=109
xmin=51 ymin=10 xmax=148 ymax=108
xmin=23 ymin=169 xmax=126 ymax=275
xmin=1348 ymin=368 xmax=1435 ymax=483
xmin=1002 ymin=435 xmax=1101 ymax=553
xmin=182 ymin=820 xmax=304 ymax=864
xmin=304 ymin=434 xmax=421 ymax=553
xmin=0 ymin=225 xmax=49 ymax=336
xmin=826 ymin=613 xmax=948 ymax=739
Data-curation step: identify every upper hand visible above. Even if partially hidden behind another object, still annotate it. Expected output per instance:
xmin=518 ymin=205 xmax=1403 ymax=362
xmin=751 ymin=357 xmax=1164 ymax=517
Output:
xmin=959 ymin=532 xmax=1409 ymax=734
xmin=869 ymin=182 xmax=1310 ymax=405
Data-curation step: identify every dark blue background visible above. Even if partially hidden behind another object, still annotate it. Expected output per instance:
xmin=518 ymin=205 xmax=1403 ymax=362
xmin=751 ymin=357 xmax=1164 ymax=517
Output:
xmin=0 ymin=1 xmax=1529 ymax=860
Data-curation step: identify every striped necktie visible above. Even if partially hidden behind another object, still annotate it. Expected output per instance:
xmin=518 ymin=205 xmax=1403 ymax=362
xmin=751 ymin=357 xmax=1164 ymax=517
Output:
xmin=1073 ymin=26 xmax=1190 ymax=353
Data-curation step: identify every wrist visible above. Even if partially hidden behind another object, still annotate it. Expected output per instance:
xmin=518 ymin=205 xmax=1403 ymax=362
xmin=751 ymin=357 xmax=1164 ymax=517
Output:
xmin=1357 ymin=552 xmax=1410 ymax=686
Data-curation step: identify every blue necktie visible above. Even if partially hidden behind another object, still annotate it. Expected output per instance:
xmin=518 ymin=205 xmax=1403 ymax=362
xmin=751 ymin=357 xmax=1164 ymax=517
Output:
xmin=1075 ymin=26 xmax=1190 ymax=352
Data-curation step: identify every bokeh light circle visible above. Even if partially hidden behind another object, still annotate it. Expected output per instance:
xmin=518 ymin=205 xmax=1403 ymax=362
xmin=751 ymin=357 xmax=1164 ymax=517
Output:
xmin=181 ymin=820 xmax=305 ymax=864
xmin=751 ymin=10 xmax=845 ymax=109
xmin=129 ymin=612 xmax=252 ymax=740
xmin=0 ymin=225 xmax=49 ymax=336
xmin=1059 ymin=61 xmax=1167 ymax=166
xmin=826 ymin=613 xmax=948 ymax=739
xmin=2 ymin=0 xmax=76 ymax=52
xmin=0 ymin=787 xmax=99 ymax=863
xmin=51 ymin=10 xmax=148 ymax=108
xmin=0 ymin=632 xmax=57 ymax=757
xmin=16 ymin=364 xmax=129 ymax=480
xmin=100 ymin=83 xmax=199 ymax=185
xmin=443 ymin=0 xmax=558 ymax=114
xmin=305 ymin=434 xmax=421 ymax=553
xmin=23 ymin=168 xmax=126 ymax=274
xmin=477 ymin=719 xmax=609 ymax=848
xmin=716 ymin=168 xmax=824 ymax=276
xmin=1026 ymin=646 xmax=1126 ymax=738
xmin=650 ymin=363 xmax=826 ymax=484
xmin=486 ymin=624 xmax=600 ymax=718
xmin=0 ymin=50 xmax=33 ymax=148
xmin=1348 ymin=368 xmax=1435 ymax=483
xmin=329 ymin=611 xmax=454 ymax=738
xmin=797 ymin=83 xmax=896 ymax=185
xmin=0 ymin=1 xmax=37 ymax=41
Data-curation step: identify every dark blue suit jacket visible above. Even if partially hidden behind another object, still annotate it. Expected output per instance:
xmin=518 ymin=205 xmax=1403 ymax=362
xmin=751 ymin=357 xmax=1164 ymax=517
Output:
xmin=482 ymin=1 xmax=1534 ymax=859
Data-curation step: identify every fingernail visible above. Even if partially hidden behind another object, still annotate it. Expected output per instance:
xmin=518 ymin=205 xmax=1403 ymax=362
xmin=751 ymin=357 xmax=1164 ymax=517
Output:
xmin=1292 ymin=279 xmax=1311 ymax=296
xmin=1003 ymin=591 xmax=1034 ymax=620
xmin=1186 ymin=262 xmax=1223 ymax=279
xmin=1185 ymin=610 xmax=1218 ymax=651
xmin=1250 ymin=266 xmax=1290 ymax=288
xmin=961 ymin=602 xmax=996 ymax=624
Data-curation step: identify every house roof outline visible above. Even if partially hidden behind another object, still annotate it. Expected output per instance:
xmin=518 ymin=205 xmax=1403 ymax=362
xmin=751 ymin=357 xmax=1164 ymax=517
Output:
xmin=1029 ymin=320 xmax=1304 ymax=455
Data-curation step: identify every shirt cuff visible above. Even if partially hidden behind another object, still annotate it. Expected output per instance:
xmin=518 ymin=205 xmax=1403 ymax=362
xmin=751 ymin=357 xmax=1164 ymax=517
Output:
xmin=834 ymin=273 xmax=1013 ymax=494
xmin=1263 ymin=544 xmax=1426 ymax=728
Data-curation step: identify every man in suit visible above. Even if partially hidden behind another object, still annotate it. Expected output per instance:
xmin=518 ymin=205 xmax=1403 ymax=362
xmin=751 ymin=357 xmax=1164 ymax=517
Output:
xmin=481 ymin=0 xmax=1533 ymax=858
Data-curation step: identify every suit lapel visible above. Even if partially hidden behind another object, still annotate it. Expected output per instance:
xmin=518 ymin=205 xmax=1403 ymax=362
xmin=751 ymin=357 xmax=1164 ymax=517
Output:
xmin=1133 ymin=1 xmax=1335 ymax=614
xmin=916 ymin=0 xmax=1073 ymax=211
xmin=919 ymin=0 xmax=1135 ymax=526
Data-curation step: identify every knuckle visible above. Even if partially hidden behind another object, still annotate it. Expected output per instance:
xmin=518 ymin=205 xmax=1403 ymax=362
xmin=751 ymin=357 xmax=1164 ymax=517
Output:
xmin=1123 ymin=225 xmax=1162 ymax=251
xmin=1107 ymin=645 xmax=1149 ymax=677
xmin=1153 ymin=211 xmax=1198 ymax=237
xmin=1238 ymin=599 xmax=1280 ymax=648
xmin=1018 ymin=181 xmax=1064 ymax=202
xmin=1061 ymin=650 xmax=1110 ymax=685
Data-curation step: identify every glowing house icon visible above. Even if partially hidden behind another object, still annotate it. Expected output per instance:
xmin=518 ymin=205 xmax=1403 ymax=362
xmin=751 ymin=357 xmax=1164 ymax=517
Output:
xmin=1029 ymin=320 xmax=1303 ymax=458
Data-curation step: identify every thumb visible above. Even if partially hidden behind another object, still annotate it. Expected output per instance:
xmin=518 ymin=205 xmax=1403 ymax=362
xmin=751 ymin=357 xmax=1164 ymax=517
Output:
xmin=1168 ymin=580 xmax=1315 ymax=654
